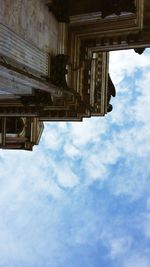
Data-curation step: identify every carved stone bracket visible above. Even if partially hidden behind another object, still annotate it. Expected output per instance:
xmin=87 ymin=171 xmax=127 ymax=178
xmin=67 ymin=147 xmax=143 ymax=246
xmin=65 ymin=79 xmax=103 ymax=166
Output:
xmin=50 ymin=54 xmax=69 ymax=89
xmin=79 ymin=31 xmax=147 ymax=53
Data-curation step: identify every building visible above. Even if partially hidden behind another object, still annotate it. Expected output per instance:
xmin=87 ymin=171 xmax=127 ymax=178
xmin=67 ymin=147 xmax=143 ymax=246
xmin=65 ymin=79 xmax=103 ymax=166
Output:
xmin=0 ymin=0 xmax=149 ymax=150
xmin=0 ymin=117 xmax=43 ymax=150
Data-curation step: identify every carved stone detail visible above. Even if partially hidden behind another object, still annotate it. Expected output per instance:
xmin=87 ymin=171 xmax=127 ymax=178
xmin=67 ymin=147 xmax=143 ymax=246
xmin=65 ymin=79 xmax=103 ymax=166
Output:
xmin=107 ymin=74 xmax=116 ymax=112
xmin=51 ymin=54 xmax=69 ymax=89
xmin=134 ymin=48 xmax=146 ymax=55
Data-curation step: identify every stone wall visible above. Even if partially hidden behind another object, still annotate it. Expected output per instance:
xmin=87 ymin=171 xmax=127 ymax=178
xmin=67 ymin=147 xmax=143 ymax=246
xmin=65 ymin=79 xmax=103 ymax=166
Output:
xmin=0 ymin=0 xmax=58 ymax=54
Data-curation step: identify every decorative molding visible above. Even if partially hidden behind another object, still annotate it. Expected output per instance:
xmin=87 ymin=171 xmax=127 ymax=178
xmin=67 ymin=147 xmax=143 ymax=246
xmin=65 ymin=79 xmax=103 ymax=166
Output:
xmin=69 ymin=0 xmax=144 ymax=35
xmin=67 ymin=34 xmax=110 ymax=116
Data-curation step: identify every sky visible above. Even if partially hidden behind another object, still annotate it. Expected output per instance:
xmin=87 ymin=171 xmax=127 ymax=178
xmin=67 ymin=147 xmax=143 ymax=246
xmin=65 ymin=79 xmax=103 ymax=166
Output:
xmin=0 ymin=49 xmax=150 ymax=267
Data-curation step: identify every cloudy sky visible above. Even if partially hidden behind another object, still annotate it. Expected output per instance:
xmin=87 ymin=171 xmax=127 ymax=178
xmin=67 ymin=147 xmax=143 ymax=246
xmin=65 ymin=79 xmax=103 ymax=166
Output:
xmin=0 ymin=49 xmax=150 ymax=267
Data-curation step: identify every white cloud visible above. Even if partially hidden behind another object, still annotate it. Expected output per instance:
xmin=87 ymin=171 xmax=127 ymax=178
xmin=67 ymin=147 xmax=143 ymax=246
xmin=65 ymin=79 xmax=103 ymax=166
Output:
xmin=107 ymin=236 xmax=132 ymax=259
xmin=123 ymin=254 xmax=150 ymax=267
xmin=63 ymin=143 xmax=81 ymax=159
xmin=56 ymin=162 xmax=79 ymax=188
xmin=110 ymin=49 xmax=150 ymax=85
xmin=69 ymin=117 xmax=107 ymax=146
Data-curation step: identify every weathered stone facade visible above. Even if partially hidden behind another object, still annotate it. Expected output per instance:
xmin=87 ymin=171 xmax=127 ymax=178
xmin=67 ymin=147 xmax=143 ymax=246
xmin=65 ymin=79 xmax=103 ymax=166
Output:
xmin=0 ymin=0 xmax=58 ymax=53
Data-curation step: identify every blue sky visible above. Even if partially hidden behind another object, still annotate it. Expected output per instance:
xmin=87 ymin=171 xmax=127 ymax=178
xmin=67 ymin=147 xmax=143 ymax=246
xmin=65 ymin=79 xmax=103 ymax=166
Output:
xmin=0 ymin=49 xmax=150 ymax=267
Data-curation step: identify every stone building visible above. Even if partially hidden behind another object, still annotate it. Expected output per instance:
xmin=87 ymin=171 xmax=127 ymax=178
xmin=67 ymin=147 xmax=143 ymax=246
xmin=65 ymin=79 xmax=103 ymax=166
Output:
xmin=0 ymin=0 xmax=149 ymax=150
